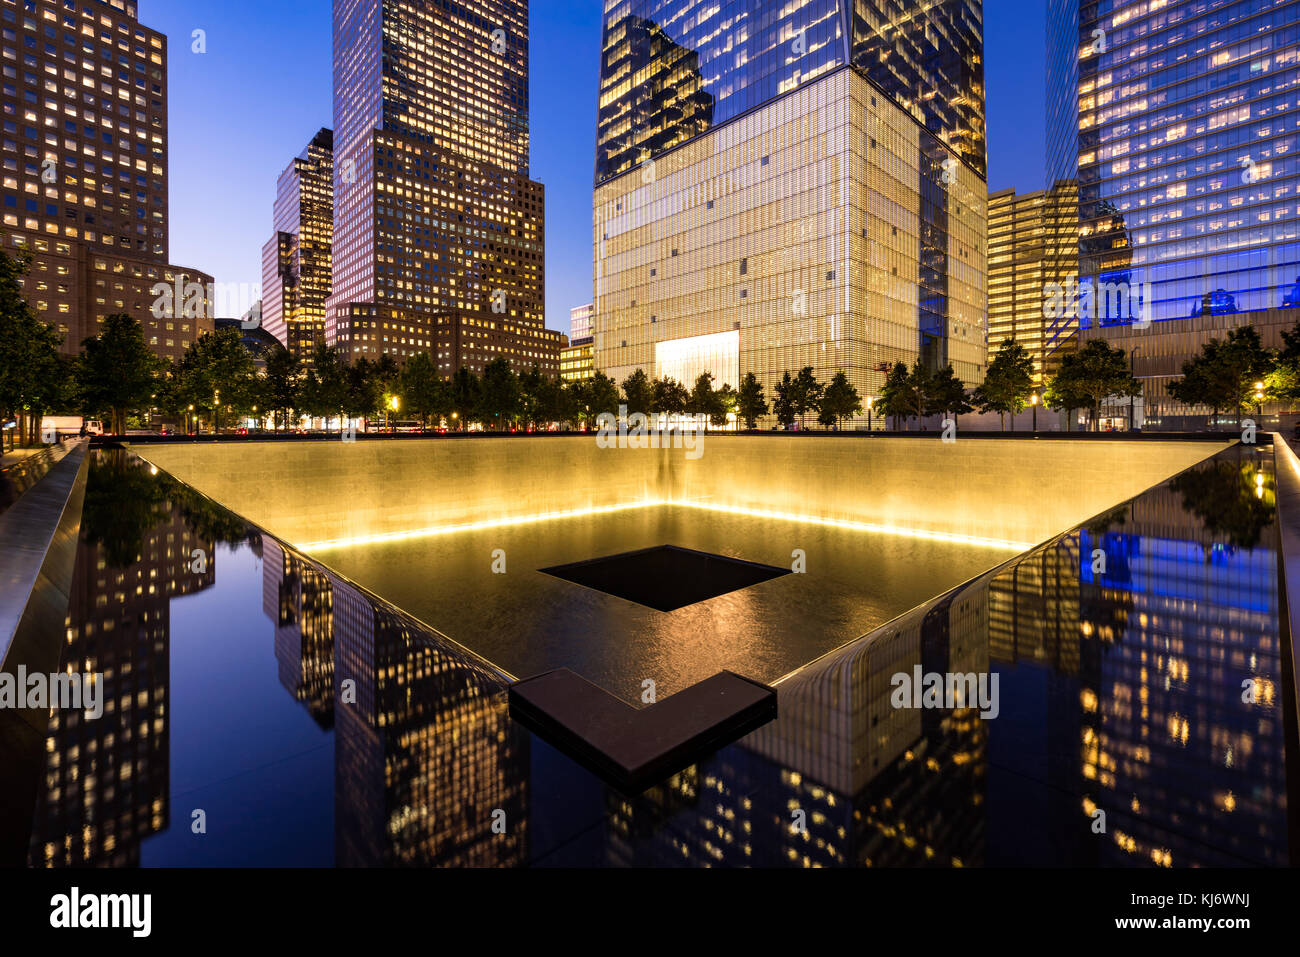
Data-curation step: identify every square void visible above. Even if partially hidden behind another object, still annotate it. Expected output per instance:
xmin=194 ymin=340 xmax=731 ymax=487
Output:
xmin=540 ymin=545 xmax=791 ymax=612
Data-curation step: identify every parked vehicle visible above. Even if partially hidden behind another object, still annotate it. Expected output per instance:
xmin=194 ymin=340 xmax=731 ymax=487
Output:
xmin=40 ymin=416 xmax=103 ymax=439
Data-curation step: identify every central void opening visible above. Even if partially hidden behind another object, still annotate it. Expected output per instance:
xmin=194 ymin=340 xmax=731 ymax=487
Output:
xmin=540 ymin=545 xmax=791 ymax=612
xmin=311 ymin=505 xmax=1015 ymax=703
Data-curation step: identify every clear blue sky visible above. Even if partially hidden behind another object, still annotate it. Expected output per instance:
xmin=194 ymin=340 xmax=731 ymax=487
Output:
xmin=150 ymin=0 xmax=1045 ymax=332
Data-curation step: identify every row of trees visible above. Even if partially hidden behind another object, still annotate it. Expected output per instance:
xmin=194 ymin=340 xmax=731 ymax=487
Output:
xmin=1168 ymin=324 xmax=1293 ymax=422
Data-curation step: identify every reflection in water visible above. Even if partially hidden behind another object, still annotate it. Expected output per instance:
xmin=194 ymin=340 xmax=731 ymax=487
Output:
xmin=28 ymin=452 xmax=218 ymax=866
xmin=1168 ymin=459 xmax=1276 ymax=551
xmin=17 ymin=444 xmax=1292 ymax=867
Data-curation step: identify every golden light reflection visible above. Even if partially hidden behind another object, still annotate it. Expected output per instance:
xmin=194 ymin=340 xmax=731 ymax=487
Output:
xmin=301 ymin=499 xmax=1038 ymax=552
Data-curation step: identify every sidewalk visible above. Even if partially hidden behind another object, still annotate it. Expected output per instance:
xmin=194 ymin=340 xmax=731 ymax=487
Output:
xmin=0 ymin=447 xmax=45 ymax=469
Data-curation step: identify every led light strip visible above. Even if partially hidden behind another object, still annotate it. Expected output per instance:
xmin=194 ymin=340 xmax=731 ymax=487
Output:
xmin=299 ymin=498 xmax=1034 ymax=553
xmin=299 ymin=500 xmax=661 ymax=551
xmin=667 ymin=500 xmax=1035 ymax=551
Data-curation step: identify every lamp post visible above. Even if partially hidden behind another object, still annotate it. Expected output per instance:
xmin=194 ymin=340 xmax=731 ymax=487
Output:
xmin=187 ymin=404 xmax=194 ymax=435
xmin=866 ymin=396 xmax=874 ymax=433
xmin=389 ymin=395 xmax=400 ymax=432
xmin=1255 ymin=381 xmax=1265 ymax=420
xmin=213 ymin=390 xmax=220 ymax=435
xmin=1031 ymin=393 xmax=1039 ymax=434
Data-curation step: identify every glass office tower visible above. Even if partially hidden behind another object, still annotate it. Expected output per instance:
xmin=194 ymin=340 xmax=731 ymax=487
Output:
xmin=987 ymin=181 xmax=1080 ymax=387
xmin=327 ymin=0 xmax=561 ymax=375
xmin=1048 ymin=0 xmax=1300 ymax=324
xmin=262 ymin=129 xmax=334 ymax=363
xmin=592 ymin=0 xmax=987 ymax=423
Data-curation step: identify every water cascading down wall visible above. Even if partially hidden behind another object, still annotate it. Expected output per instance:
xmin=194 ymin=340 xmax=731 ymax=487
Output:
xmin=128 ymin=435 xmax=1230 ymax=554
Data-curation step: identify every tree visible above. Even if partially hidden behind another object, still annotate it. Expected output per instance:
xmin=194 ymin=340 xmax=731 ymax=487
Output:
xmin=261 ymin=344 xmax=302 ymax=431
xmin=1044 ymin=339 xmax=1141 ymax=430
xmin=399 ymin=352 xmax=451 ymax=428
xmin=651 ymin=376 xmax=689 ymax=415
xmin=714 ymin=382 xmax=737 ymax=429
xmin=79 ymin=314 xmax=164 ymax=436
xmin=177 ymin=328 xmax=258 ymax=432
xmin=791 ymin=366 xmax=823 ymax=428
xmin=451 ymin=367 xmax=480 ymax=429
xmin=927 ymin=363 xmax=972 ymax=421
xmin=573 ymin=371 xmax=620 ymax=429
xmin=772 ymin=372 xmax=797 ymax=428
xmin=903 ymin=361 xmax=934 ymax=427
xmin=343 ymin=358 xmax=384 ymax=428
xmin=736 ymin=372 xmax=768 ymax=429
xmin=818 ymin=371 xmax=862 ymax=429
xmin=0 ymin=250 xmax=65 ymax=449
xmin=1168 ymin=325 xmax=1273 ymax=425
xmin=621 ymin=368 xmax=654 ymax=414
xmin=877 ymin=362 xmax=911 ymax=431
xmin=518 ymin=364 xmax=544 ymax=429
xmin=533 ymin=374 xmax=573 ymax=430
xmin=689 ymin=371 xmax=726 ymax=430
xmin=301 ymin=344 xmax=349 ymax=431
xmin=973 ymin=339 xmax=1035 ymax=430
xmin=1269 ymin=319 xmax=1300 ymax=405
xmin=479 ymin=357 xmax=521 ymax=429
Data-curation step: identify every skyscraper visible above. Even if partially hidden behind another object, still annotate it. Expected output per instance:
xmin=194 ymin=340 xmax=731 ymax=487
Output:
xmin=987 ymin=181 xmax=1079 ymax=386
xmin=326 ymin=0 xmax=561 ymax=376
xmin=0 ymin=0 xmax=213 ymax=361
xmin=1048 ymin=0 xmax=1300 ymax=411
xmin=561 ymin=302 xmax=594 ymax=381
xmin=262 ymin=128 xmax=334 ymax=363
xmin=591 ymin=0 xmax=987 ymax=422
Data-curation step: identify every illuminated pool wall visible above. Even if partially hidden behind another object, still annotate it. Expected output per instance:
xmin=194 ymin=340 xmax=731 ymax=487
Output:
xmin=129 ymin=436 xmax=1229 ymax=552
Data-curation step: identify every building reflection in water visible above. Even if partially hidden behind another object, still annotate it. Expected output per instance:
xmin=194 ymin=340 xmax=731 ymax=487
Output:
xmin=20 ymin=444 xmax=1290 ymax=867
xmin=261 ymin=542 xmax=528 ymax=866
xmin=28 ymin=453 xmax=219 ymax=867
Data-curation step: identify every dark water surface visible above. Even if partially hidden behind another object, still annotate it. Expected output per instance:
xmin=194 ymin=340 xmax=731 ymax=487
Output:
xmin=8 ymin=444 xmax=1288 ymax=867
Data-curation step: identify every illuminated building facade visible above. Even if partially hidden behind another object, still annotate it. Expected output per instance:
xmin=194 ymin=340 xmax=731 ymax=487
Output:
xmin=561 ymin=302 xmax=594 ymax=381
xmin=262 ymin=128 xmax=333 ymax=362
xmin=326 ymin=0 xmax=561 ymax=376
xmin=569 ymin=302 xmax=592 ymax=341
xmin=560 ymin=336 xmax=593 ymax=382
xmin=1046 ymin=0 xmax=1300 ymax=328
xmin=0 ymin=0 xmax=214 ymax=361
xmin=592 ymin=0 xmax=987 ymax=425
xmin=987 ymin=181 xmax=1079 ymax=386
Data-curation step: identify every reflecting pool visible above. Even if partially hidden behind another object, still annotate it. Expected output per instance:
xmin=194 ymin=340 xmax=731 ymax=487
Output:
xmin=8 ymin=443 xmax=1290 ymax=867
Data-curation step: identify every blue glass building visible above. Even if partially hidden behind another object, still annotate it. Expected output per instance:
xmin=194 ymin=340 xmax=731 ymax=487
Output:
xmin=1048 ymin=0 xmax=1300 ymax=324
xmin=594 ymin=0 xmax=986 ymax=185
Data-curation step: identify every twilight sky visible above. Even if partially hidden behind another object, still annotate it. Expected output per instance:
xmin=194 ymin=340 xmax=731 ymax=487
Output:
xmin=148 ymin=0 xmax=1046 ymax=333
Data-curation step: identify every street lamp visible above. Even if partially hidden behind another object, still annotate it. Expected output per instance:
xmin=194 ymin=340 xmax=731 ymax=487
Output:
xmin=866 ymin=396 xmax=875 ymax=433
xmin=1254 ymin=380 xmax=1265 ymax=419
xmin=187 ymin=404 xmax=194 ymax=435
xmin=1031 ymin=393 xmax=1039 ymax=434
